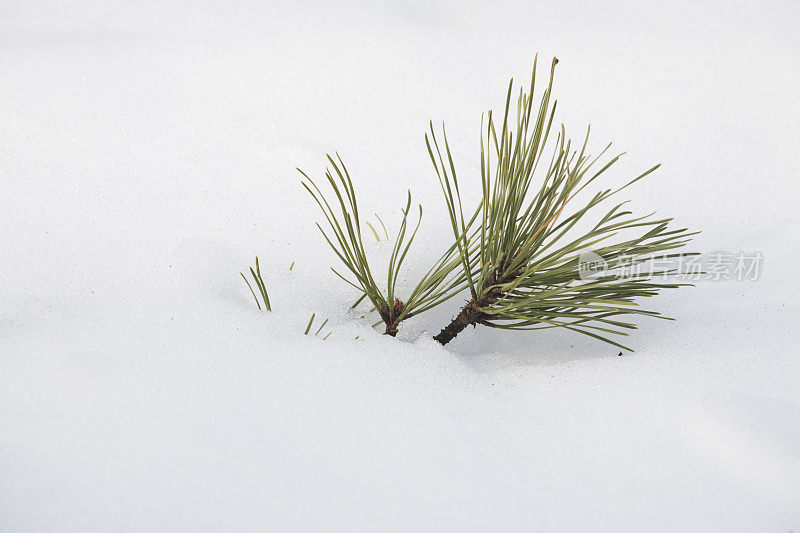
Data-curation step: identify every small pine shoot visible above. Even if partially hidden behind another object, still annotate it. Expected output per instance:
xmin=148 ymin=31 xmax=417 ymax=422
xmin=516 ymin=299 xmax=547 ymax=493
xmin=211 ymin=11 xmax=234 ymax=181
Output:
xmin=240 ymin=256 xmax=272 ymax=311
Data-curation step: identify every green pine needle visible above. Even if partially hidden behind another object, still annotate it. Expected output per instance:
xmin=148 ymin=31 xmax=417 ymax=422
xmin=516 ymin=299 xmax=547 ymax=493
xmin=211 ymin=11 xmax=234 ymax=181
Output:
xmin=304 ymin=313 xmax=332 ymax=339
xmin=304 ymin=313 xmax=315 ymax=335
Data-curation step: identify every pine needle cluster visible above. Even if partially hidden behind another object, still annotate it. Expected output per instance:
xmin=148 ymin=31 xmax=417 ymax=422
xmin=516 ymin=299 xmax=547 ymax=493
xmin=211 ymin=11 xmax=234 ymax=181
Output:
xmin=299 ymin=155 xmax=471 ymax=335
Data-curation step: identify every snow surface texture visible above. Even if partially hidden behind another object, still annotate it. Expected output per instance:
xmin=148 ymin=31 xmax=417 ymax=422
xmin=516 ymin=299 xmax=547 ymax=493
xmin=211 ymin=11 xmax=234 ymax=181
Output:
xmin=2 ymin=0 xmax=800 ymax=531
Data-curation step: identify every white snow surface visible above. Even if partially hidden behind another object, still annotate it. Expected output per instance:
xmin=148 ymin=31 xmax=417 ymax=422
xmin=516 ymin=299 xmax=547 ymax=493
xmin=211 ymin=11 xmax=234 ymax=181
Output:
xmin=2 ymin=0 xmax=800 ymax=530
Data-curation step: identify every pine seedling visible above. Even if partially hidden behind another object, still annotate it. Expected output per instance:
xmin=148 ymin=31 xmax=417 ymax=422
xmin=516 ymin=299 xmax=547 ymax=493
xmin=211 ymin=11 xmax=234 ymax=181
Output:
xmin=241 ymin=256 xmax=272 ymax=311
xmin=300 ymin=154 xmax=474 ymax=335
xmin=427 ymin=56 xmax=698 ymax=349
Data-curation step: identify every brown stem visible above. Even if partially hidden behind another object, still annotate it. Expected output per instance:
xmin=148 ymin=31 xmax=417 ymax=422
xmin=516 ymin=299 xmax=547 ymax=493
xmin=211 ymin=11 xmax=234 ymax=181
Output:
xmin=384 ymin=318 xmax=399 ymax=337
xmin=434 ymin=183 xmax=570 ymax=345
xmin=434 ymin=264 xmax=521 ymax=345
xmin=380 ymin=298 xmax=405 ymax=337
xmin=432 ymin=299 xmax=486 ymax=345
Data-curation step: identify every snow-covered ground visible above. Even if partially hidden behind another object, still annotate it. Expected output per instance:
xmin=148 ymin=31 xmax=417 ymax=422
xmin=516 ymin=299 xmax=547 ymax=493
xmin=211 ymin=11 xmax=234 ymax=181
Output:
xmin=2 ymin=0 xmax=799 ymax=530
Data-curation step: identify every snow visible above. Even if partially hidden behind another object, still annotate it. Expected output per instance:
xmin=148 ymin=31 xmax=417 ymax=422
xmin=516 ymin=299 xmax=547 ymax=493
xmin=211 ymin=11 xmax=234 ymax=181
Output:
xmin=2 ymin=0 xmax=799 ymax=530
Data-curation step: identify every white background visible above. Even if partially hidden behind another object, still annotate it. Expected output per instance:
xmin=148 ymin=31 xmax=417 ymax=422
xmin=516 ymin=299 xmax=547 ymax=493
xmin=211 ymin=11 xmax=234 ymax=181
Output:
xmin=2 ymin=0 xmax=799 ymax=530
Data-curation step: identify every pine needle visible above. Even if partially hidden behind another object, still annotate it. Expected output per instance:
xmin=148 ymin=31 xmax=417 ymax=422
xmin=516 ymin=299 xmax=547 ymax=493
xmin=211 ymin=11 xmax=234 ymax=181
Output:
xmin=304 ymin=313 xmax=315 ymax=335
